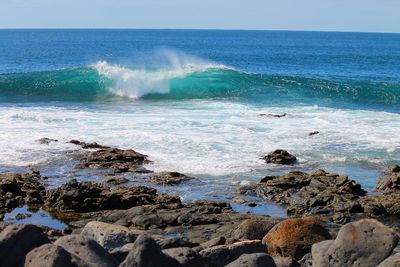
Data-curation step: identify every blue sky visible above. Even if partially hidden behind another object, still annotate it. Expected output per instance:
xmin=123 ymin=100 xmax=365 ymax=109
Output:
xmin=1 ymin=0 xmax=399 ymax=32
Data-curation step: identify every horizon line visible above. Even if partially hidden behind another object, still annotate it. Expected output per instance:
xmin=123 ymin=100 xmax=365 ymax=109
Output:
xmin=0 ymin=27 xmax=399 ymax=34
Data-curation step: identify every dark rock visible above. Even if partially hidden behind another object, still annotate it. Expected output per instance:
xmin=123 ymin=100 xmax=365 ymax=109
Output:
xmin=0 ymin=172 xmax=46 ymax=213
xmin=308 ymin=131 xmax=319 ymax=136
xmin=0 ymin=224 xmax=50 ymax=267
xmin=37 ymin=137 xmax=58 ymax=145
xmin=120 ymin=234 xmax=180 ymax=267
xmin=149 ymin=172 xmax=194 ymax=185
xmin=69 ymin=140 xmax=110 ymax=149
xmin=45 ymin=179 xmax=180 ymax=212
xmin=200 ymin=240 xmax=265 ymax=267
xmin=225 ymin=253 xmax=277 ymax=267
xmin=75 ymin=148 xmax=149 ymax=173
xmin=54 ymin=234 xmax=117 ymax=267
xmin=376 ymin=165 xmax=400 ymax=193
xmin=24 ymin=243 xmax=88 ymax=267
xmin=200 ymin=236 xmax=226 ymax=249
xmin=262 ymin=217 xmax=331 ymax=261
xmin=101 ymin=176 xmax=129 ymax=185
xmin=311 ymin=219 xmax=398 ymax=267
xmin=110 ymin=243 xmax=134 ymax=264
xmin=159 ymin=237 xmax=198 ymax=249
xmin=232 ymin=218 xmax=277 ymax=240
xmin=259 ymin=113 xmax=287 ymax=118
xmin=163 ymin=247 xmax=205 ymax=267
xmin=262 ymin=150 xmax=296 ymax=165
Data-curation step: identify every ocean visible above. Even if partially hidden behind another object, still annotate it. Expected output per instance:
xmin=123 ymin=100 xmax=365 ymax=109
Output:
xmin=0 ymin=30 xmax=400 ymax=217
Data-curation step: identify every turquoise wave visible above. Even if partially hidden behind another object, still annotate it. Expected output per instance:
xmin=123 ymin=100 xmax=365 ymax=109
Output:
xmin=0 ymin=66 xmax=399 ymax=109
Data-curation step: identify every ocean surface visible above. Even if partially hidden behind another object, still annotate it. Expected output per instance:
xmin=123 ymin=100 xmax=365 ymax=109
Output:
xmin=1 ymin=30 xmax=400 ymax=219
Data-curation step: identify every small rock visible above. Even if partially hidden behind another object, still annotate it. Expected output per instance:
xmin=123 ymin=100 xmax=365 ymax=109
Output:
xmin=259 ymin=113 xmax=287 ymax=118
xmin=24 ymin=243 xmax=88 ymax=267
xmin=0 ymin=224 xmax=50 ymax=267
xmin=81 ymin=221 xmax=142 ymax=251
xmin=262 ymin=217 xmax=331 ymax=260
xmin=262 ymin=150 xmax=296 ymax=165
xmin=120 ymin=234 xmax=180 ymax=267
xmin=54 ymin=234 xmax=118 ymax=267
xmin=225 ymin=253 xmax=277 ymax=267
xmin=232 ymin=218 xmax=277 ymax=240
xmin=200 ymin=236 xmax=226 ymax=249
xmin=163 ymin=247 xmax=204 ymax=267
xmin=110 ymin=243 xmax=134 ymax=264
xmin=149 ymin=172 xmax=194 ymax=185
xmin=308 ymin=131 xmax=319 ymax=136
xmin=101 ymin=176 xmax=129 ymax=185
xmin=159 ymin=237 xmax=197 ymax=249
xmin=69 ymin=140 xmax=110 ymax=149
xmin=37 ymin=137 xmax=58 ymax=145
xmin=311 ymin=219 xmax=398 ymax=267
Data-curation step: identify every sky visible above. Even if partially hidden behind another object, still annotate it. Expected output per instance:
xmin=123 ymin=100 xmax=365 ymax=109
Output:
xmin=0 ymin=0 xmax=400 ymax=33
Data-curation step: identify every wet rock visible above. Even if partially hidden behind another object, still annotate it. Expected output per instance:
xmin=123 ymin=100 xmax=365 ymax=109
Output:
xmin=311 ymin=219 xmax=398 ymax=267
xmin=0 ymin=224 xmax=50 ymax=267
xmin=239 ymin=170 xmax=368 ymax=222
xmin=149 ymin=172 xmax=194 ymax=185
xmin=37 ymin=137 xmax=58 ymax=145
xmin=376 ymin=165 xmax=400 ymax=193
xmin=308 ymin=131 xmax=319 ymax=136
xmin=163 ymin=247 xmax=205 ymax=267
xmin=9 ymin=213 xmax=32 ymax=221
xmin=75 ymin=148 xmax=149 ymax=173
xmin=69 ymin=139 xmax=110 ymax=149
xmin=120 ymin=234 xmax=180 ymax=267
xmin=101 ymin=176 xmax=129 ymax=185
xmin=232 ymin=218 xmax=277 ymax=240
xmin=0 ymin=171 xmax=46 ymax=213
xmin=159 ymin=237 xmax=198 ymax=249
xmin=200 ymin=240 xmax=265 ymax=267
xmin=262 ymin=150 xmax=296 ymax=165
xmin=54 ymin=234 xmax=117 ymax=267
xmin=262 ymin=217 xmax=331 ymax=261
xmin=259 ymin=113 xmax=287 ymax=118
xmin=24 ymin=243 xmax=88 ymax=267
xmin=45 ymin=179 xmax=181 ymax=212
xmin=225 ymin=253 xmax=276 ymax=267
xmin=81 ymin=221 xmax=142 ymax=251
xmin=378 ymin=252 xmax=400 ymax=267
xmin=200 ymin=236 xmax=226 ymax=249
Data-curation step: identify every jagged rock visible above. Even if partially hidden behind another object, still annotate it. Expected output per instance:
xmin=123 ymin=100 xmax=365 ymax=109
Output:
xmin=225 ymin=253 xmax=277 ymax=267
xmin=69 ymin=140 xmax=110 ymax=149
xmin=110 ymin=243 xmax=134 ymax=264
xmin=75 ymin=148 xmax=149 ymax=173
xmin=308 ymin=131 xmax=319 ymax=136
xmin=376 ymin=165 xmax=400 ymax=193
xmin=81 ymin=221 xmax=142 ymax=251
xmin=231 ymin=218 xmax=277 ymax=240
xmin=45 ymin=179 xmax=181 ymax=212
xmin=149 ymin=172 xmax=194 ymax=185
xmin=262 ymin=217 xmax=331 ymax=260
xmin=311 ymin=219 xmax=398 ymax=267
xmin=54 ymin=234 xmax=117 ymax=267
xmin=120 ymin=234 xmax=180 ymax=267
xmin=199 ymin=240 xmax=265 ymax=267
xmin=101 ymin=176 xmax=129 ymax=185
xmin=0 ymin=224 xmax=50 ymax=267
xmin=262 ymin=150 xmax=296 ymax=165
xmin=163 ymin=247 xmax=205 ymax=267
xmin=0 ymin=171 xmax=46 ymax=213
xmin=24 ymin=243 xmax=88 ymax=267
xmin=37 ymin=137 xmax=58 ymax=145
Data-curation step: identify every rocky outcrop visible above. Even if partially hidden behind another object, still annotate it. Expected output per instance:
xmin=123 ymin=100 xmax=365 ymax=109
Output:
xmin=238 ymin=170 xmax=368 ymax=223
xmin=262 ymin=217 xmax=331 ymax=261
xmin=75 ymin=148 xmax=150 ymax=173
xmin=0 ymin=224 xmax=50 ymax=266
xmin=37 ymin=137 xmax=58 ymax=145
xmin=149 ymin=172 xmax=194 ymax=185
xmin=69 ymin=139 xmax=110 ymax=149
xmin=262 ymin=150 xmax=296 ymax=165
xmin=101 ymin=176 xmax=129 ymax=185
xmin=311 ymin=219 xmax=399 ymax=267
xmin=376 ymin=165 xmax=400 ymax=193
xmin=0 ymin=171 xmax=46 ymax=213
xmin=231 ymin=218 xmax=278 ymax=240
xmin=45 ymin=179 xmax=181 ymax=212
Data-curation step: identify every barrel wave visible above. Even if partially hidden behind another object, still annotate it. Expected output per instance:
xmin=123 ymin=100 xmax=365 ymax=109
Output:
xmin=0 ymin=61 xmax=399 ymax=110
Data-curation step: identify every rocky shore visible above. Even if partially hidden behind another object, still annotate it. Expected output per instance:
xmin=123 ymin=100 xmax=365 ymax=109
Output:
xmin=1 ymin=141 xmax=400 ymax=266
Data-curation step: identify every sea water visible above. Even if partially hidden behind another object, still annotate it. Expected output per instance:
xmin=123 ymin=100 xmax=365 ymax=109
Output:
xmin=0 ymin=30 xmax=399 ymax=217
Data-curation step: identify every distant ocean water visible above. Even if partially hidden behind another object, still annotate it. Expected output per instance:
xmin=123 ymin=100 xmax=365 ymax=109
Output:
xmin=0 ymin=30 xmax=399 ymax=211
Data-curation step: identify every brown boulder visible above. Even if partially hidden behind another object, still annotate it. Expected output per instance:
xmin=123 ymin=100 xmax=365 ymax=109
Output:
xmin=262 ymin=217 xmax=331 ymax=260
xmin=262 ymin=149 xmax=296 ymax=165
